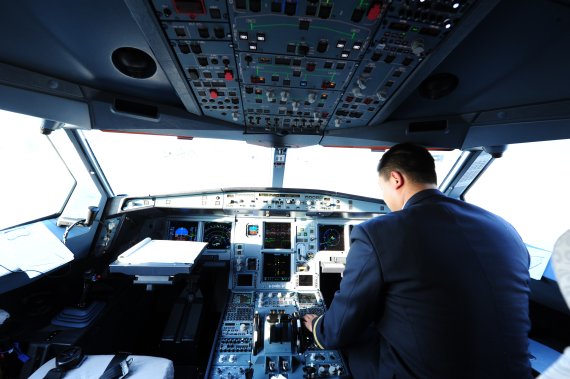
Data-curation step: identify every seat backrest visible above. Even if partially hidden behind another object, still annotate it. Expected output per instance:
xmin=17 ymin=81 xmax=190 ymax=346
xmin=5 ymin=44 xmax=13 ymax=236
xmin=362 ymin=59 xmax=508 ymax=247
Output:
xmin=537 ymin=230 xmax=570 ymax=379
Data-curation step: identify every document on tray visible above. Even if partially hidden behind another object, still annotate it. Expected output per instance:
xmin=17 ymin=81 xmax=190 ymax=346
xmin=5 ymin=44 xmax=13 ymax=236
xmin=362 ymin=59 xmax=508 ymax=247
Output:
xmin=0 ymin=223 xmax=74 ymax=278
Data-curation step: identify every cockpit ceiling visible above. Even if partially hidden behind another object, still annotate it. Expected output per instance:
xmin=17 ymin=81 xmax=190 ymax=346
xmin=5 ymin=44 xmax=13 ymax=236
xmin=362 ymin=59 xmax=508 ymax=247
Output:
xmin=0 ymin=0 xmax=569 ymax=148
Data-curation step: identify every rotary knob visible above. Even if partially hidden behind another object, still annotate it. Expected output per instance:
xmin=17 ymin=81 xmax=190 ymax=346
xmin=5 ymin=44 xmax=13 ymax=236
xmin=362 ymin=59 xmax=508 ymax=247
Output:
xmin=307 ymin=92 xmax=317 ymax=104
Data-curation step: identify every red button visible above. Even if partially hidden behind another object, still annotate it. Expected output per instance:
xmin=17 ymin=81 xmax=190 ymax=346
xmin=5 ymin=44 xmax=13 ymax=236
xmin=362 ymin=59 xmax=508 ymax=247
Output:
xmin=224 ymin=70 xmax=233 ymax=80
xmin=368 ymin=3 xmax=382 ymax=21
xmin=210 ymin=89 xmax=218 ymax=99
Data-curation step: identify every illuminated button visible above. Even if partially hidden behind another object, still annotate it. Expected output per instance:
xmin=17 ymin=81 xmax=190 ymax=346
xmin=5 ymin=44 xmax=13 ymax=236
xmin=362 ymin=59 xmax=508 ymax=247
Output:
xmin=210 ymin=89 xmax=219 ymax=99
xmin=239 ymin=31 xmax=248 ymax=40
xmin=257 ymin=32 xmax=266 ymax=41
xmin=249 ymin=42 xmax=257 ymax=50
xmin=336 ymin=40 xmax=346 ymax=48
xmin=352 ymin=41 xmax=363 ymax=50
xmin=340 ymin=51 xmax=350 ymax=58
xmin=367 ymin=3 xmax=382 ymax=21
xmin=224 ymin=70 xmax=233 ymax=80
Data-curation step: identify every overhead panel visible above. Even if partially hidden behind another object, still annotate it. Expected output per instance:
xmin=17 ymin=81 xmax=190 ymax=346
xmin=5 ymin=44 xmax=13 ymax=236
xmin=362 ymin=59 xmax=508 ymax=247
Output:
xmin=149 ymin=0 xmax=476 ymax=134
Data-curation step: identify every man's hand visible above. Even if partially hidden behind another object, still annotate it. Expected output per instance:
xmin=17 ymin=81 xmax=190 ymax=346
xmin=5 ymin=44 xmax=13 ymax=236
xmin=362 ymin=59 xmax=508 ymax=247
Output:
xmin=303 ymin=314 xmax=318 ymax=332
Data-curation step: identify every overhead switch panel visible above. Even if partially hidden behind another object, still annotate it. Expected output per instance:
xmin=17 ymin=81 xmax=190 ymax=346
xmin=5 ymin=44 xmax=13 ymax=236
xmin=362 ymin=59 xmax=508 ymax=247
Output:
xmin=151 ymin=0 xmax=477 ymax=133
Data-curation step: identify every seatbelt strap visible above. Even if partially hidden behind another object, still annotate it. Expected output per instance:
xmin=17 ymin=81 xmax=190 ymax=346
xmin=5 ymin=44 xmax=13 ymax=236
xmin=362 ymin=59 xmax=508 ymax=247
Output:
xmin=98 ymin=353 xmax=131 ymax=379
xmin=44 ymin=368 xmax=64 ymax=379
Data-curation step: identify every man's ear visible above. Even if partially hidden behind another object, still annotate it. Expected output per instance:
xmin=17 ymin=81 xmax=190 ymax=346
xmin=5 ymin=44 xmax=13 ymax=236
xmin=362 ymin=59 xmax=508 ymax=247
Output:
xmin=391 ymin=171 xmax=405 ymax=190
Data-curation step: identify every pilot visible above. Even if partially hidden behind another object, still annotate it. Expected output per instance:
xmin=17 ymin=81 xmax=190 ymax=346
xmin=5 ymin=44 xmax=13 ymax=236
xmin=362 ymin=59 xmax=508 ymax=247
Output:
xmin=303 ymin=143 xmax=532 ymax=378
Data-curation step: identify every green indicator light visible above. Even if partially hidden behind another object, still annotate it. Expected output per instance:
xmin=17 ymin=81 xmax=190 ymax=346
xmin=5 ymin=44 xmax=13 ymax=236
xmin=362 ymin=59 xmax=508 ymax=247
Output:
xmin=411 ymin=26 xmax=420 ymax=32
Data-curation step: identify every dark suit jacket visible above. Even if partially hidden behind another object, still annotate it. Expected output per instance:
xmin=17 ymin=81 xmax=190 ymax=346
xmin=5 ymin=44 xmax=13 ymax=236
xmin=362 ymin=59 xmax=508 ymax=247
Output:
xmin=312 ymin=189 xmax=532 ymax=379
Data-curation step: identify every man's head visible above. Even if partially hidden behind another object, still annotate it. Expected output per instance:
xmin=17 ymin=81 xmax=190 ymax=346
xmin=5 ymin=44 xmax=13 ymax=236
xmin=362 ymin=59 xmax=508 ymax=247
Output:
xmin=377 ymin=143 xmax=437 ymax=211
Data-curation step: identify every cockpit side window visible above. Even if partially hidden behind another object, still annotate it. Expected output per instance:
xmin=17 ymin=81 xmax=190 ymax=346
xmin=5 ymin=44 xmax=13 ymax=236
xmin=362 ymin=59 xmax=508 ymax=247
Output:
xmin=465 ymin=139 xmax=570 ymax=261
xmin=0 ymin=110 xmax=78 ymax=230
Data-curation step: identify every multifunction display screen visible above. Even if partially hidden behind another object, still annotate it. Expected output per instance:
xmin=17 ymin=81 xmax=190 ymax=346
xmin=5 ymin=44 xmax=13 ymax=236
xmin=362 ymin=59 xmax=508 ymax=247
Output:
xmin=262 ymin=253 xmax=291 ymax=282
xmin=263 ymin=222 xmax=291 ymax=249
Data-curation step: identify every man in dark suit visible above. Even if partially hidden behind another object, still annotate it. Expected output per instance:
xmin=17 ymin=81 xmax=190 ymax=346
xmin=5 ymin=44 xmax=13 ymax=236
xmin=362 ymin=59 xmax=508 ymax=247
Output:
xmin=303 ymin=143 xmax=532 ymax=378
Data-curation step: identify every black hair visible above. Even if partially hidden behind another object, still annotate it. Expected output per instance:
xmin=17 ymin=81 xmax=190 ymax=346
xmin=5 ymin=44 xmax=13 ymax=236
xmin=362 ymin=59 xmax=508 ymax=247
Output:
xmin=377 ymin=143 xmax=437 ymax=184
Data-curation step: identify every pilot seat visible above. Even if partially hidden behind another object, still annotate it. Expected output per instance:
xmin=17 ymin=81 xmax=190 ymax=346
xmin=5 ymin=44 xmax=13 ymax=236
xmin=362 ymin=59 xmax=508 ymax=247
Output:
xmin=28 ymin=348 xmax=174 ymax=379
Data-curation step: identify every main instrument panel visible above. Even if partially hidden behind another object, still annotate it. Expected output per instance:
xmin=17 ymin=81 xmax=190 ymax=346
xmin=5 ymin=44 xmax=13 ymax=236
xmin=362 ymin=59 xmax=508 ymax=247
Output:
xmin=102 ymin=189 xmax=386 ymax=378
xmin=142 ymin=0 xmax=477 ymax=134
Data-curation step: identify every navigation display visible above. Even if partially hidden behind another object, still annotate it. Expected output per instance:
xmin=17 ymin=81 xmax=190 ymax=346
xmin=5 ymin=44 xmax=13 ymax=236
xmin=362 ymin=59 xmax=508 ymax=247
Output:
xmin=318 ymin=224 xmax=345 ymax=251
xmin=262 ymin=253 xmax=291 ymax=282
xmin=263 ymin=222 xmax=291 ymax=249
xmin=203 ymin=222 xmax=232 ymax=250
xmin=168 ymin=221 xmax=198 ymax=241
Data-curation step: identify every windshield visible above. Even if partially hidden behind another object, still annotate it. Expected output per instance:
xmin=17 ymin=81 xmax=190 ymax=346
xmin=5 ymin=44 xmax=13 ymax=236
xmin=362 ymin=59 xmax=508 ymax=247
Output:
xmin=82 ymin=130 xmax=462 ymax=198
xmin=0 ymin=110 xmax=76 ymax=230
